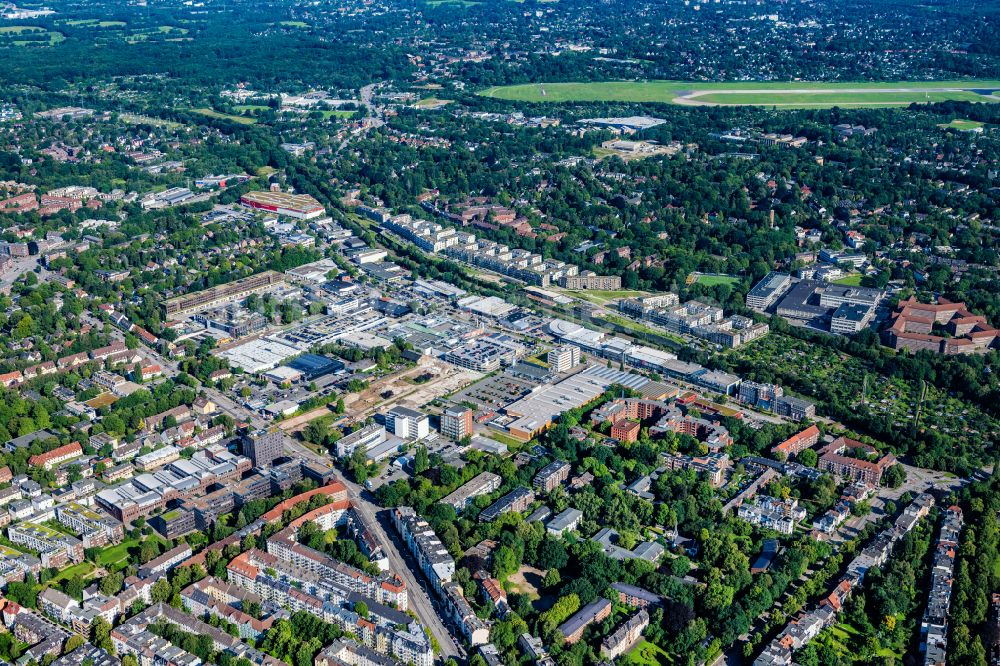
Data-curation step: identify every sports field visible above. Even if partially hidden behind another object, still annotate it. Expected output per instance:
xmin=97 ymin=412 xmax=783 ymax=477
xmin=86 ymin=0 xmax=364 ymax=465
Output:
xmin=938 ymin=118 xmax=986 ymax=130
xmin=479 ymin=80 xmax=1000 ymax=108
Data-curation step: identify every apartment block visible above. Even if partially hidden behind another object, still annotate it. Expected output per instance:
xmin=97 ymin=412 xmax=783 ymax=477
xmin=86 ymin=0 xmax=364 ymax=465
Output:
xmin=440 ymin=472 xmax=501 ymax=513
xmin=440 ymin=406 xmax=474 ymax=441
xmin=533 ymin=460 xmax=571 ymax=492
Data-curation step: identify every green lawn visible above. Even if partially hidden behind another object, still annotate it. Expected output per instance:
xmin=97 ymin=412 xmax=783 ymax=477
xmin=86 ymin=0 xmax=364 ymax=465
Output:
xmin=623 ymin=639 xmax=673 ymax=666
xmin=0 ymin=25 xmax=43 ymax=33
xmin=424 ymin=0 xmax=480 ymax=6
xmin=564 ymin=288 xmax=646 ymax=305
xmin=601 ymin=312 xmax=687 ymax=344
xmin=279 ymin=20 xmax=310 ymax=27
xmin=188 ymin=108 xmax=257 ymax=124
xmin=120 ymin=113 xmax=183 ymax=129
xmin=479 ymin=79 xmax=1000 ymax=109
xmin=691 ymin=90 xmax=993 ymax=108
xmin=95 ymin=534 xmax=168 ymax=568
xmin=414 ymin=97 xmax=452 ymax=108
xmin=831 ymin=274 xmax=863 ymax=286
xmin=63 ymin=19 xmax=126 ymax=27
xmin=694 ymin=274 xmax=740 ymax=287
xmin=938 ymin=118 xmax=986 ymax=130
xmin=483 ymin=431 xmax=525 ymax=449
xmin=320 ymin=109 xmax=357 ymax=120
xmin=48 ymin=561 xmax=96 ymax=585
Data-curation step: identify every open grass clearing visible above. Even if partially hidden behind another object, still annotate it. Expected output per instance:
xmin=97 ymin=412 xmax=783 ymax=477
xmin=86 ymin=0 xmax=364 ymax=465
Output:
xmin=120 ymin=113 xmax=183 ymax=129
xmin=320 ymin=109 xmax=357 ymax=120
xmin=279 ymin=20 xmax=310 ymax=27
xmin=938 ymin=118 xmax=986 ymax=130
xmin=831 ymin=274 xmax=863 ymax=286
xmin=479 ymin=79 xmax=1000 ymax=109
xmin=692 ymin=273 xmax=740 ymax=287
xmin=623 ymin=639 xmax=674 ymax=666
xmin=188 ymin=108 xmax=257 ymax=124
xmin=424 ymin=0 xmax=480 ymax=6
xmin=0 ymin=25 xmax=43 ymax=33
xmin=47 ymin=561 xmax=96 ymax=585
xmin=563 ymin=288 xmax=646 ymax=306
xmin=61 ymin=19 xmax=126 ymax=27
xmin=413 ymin=97 xmax=453 ymax=109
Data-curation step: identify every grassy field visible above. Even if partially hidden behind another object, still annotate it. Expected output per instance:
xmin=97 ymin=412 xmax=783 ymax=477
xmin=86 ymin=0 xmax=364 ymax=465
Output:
xmin=938 ymin=118 xmax=986 ymax=130
xmin=189 ymin=108 xmax=257 ymax=124
xmin=320 ymin=109 xmax=357 ymax=120
xmin=480 ymin=79 xmax=1000 ymax=109
xmin=414 ymin=97 xmax=452 ymax=109
xmin=600 ymin=312 xmax=688 ymax=344
xmin=95 ymin=534 xmax=168 ymax=569
xmin=48 ymin=561 xmax=96 ymax=585
xmin=831 ymin=274 xmax=863 ymax=286
xmin=691 ymin=90 xmax=990 ymax=107
xmin=692 ymin=273 xmax=740 ymax=287
xmin=623 ymin=639 xmax=673 ymax=665
xmin=279 ymin=20 xmax=310 ymax=27
xmin=62 ymin=19 xmax=126 ymax=27
xmin=564 ymin=288 xmax=646 ymax=305
xmin=120 ymin=113 xmax=183 ymax=129
xmin=0 ymin=25 xmax=63 ymax=45
xmin=0 ymin=25 xmax=43 ymax=33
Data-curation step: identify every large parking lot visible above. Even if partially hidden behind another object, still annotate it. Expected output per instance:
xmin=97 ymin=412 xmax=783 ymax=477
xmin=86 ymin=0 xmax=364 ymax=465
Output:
xmin=451 ymin=372 xmax=541 ymax=410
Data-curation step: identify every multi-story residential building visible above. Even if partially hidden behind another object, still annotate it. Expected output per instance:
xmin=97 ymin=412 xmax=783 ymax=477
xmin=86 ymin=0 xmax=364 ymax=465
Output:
xmin=546 ymin=508 xmax=583 ymax=536
xmin=818 ymin=437 xmax=896 ymax=485
xmin=775 ymin=395 xmax=816 ymax=422
xmin=180 ymin=577 xmax=275 ymax=641
xmin=921 ymin=506 xmax=963 ymax=666
xmin=440 ymin=406 xmax=473 ymax=441
xmin=138 ymin=544 xmax=193 ymax=579
xmin=267 ymin=524 xmax=407 ymax=610
xmin=559 ymin=598 xmax=612 ymax=644
xmin=738 ymin=381 xmax=784 ymax=410
xmin=55 ymin=503 xmax=124 ymax=548
xmin=442 ymin=582 xmax=491 ymax=646
xmin=558 ymin=273 xmax=622 ymax=290
xmin=440 ymin=472 xmax=502 ymax=514
xmin=479 ymin=487 xmax=535 ymax=523
xmin=611 ymin=419 xmax=641 ymax=443
xmin=7 ymin=523 xmax=84 ymax=568
xmin=602 ymin=609 xmax=650 ymax=659
xmin=227 ymin=550 xmax=432 ymax=665
xmin=771 ymin=425 xmax=821 ymax=459
xmin=884 ymin=297 xmax=999 ymax=356
xmin=533 ymin=460 xmax=571 ymax=492
xmin=161 ymin=271 xmax=285 ymax=318
xmin=392 ymin=507 xmax=455 ymax=592
xmin=660 ymin=452 xmax=731 ymax=487
xmin=611 ymin=583 xmax=663 ymax=609
xmin=28 ymin=442 xmax=82 ymax=470
xmin=738 ymin=496 xmax=807 ymax=535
